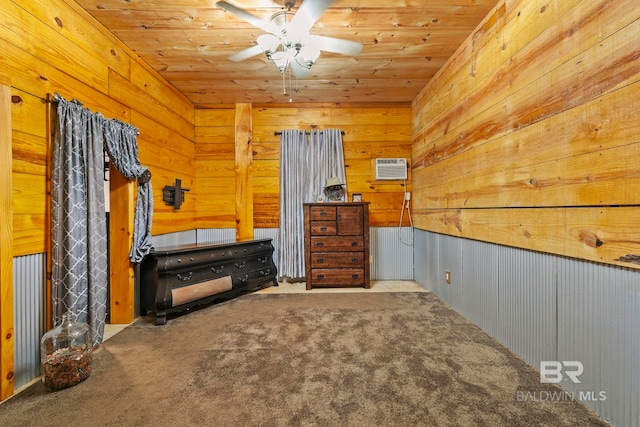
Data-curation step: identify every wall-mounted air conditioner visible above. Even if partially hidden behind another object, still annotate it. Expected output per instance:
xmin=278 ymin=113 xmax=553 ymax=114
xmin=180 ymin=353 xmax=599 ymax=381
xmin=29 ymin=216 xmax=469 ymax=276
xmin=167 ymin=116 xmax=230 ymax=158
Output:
xmin=375 ymin=158 xmax=407 ymax=180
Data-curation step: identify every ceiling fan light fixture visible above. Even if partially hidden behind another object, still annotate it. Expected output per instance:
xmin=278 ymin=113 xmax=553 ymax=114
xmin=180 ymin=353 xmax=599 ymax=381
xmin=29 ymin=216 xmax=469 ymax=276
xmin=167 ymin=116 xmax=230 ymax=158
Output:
xmin=218 ymin=0 xmax=362 ymax=99
xmin=270 ymin=51 xmax=289 ymax=72
xmin=298 ymin=42 xmax=320 ymax=67
xmin=257 ymin=34 xmax=280 ymax=58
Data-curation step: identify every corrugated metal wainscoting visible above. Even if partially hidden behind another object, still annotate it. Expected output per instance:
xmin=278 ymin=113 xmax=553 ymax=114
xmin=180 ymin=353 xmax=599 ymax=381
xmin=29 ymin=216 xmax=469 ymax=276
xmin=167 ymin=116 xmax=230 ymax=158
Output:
xmin=196 ymin=227 xmax=414 ymax=281
xmin=413 ymin=229 xmax=640 ymax=427
xmin=153 ymin=229 xmax=197 ymax=247
xmin=195 ymin=228 xmax=235 ymax=245
xmin=13 ymin=253 xmax=46 ymax=391
xmin=370 ymin=227 xmax=413 ymax=280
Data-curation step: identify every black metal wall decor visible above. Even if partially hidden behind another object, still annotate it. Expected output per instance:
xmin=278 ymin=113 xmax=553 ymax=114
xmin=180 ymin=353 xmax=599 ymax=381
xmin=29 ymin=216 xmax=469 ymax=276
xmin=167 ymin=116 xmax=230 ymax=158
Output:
xmin=162 ymin=178 xmax=190 ymax=210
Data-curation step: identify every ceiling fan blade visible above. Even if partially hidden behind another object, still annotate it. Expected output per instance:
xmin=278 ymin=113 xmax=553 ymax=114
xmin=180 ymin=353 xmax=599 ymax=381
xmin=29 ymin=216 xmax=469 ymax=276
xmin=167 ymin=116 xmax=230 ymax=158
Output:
xmin=312 ymin=35 xmax=363 ymax=56
xmin=290 ymin=0 xmax=335 ymax=34
xmin=216 ymin=1 xmax=278 ymax=34
xmin=229 ymin=44 xmax=265 ymax=62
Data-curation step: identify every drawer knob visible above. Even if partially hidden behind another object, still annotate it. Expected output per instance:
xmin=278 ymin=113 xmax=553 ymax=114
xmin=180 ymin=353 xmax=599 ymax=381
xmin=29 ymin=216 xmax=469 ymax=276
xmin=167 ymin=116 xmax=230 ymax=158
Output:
xmin=317 ymin=258 xmax=324 ymax=263
xmin=352 ymin=274 xmax=359 ymax=279
xmin=258 ymin=256 xmax=268 ymax=263
xmin=316 ymin=242 xmax=324 ymax=247
xmin=234 ymin=261 xmax=246 ymax=269
xmin=317 ymin=274 xmax=324 ymax=279
xmin=320 ymin=211 xmax=327 ymax=216
xmin=351 ymin=241 xmax=358 ymax=246
xmin=212 ymin=265 xmax=225 ymax=274
xmin=320 ymin=227 xmax=327 ymax=231
xmin=351 ymin=258 xmax=358 ymax=262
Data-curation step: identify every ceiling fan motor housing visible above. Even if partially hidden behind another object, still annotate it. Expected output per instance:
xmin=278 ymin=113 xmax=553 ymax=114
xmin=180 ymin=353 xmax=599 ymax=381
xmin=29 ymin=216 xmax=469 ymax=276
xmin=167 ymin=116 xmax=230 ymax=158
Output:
xmin=284 ymin=1 xmax=297 ymax=11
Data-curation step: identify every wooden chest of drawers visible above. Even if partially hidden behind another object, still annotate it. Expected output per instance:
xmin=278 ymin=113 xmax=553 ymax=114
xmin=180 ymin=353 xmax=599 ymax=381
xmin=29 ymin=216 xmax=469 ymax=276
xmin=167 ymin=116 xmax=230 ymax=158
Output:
xmin=303 ymin=202 xmax=370 ymax=290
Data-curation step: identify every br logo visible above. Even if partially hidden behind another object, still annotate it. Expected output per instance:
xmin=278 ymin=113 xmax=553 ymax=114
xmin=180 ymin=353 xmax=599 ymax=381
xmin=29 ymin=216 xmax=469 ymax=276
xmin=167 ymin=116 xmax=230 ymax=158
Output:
xmin=540 ymin=361 xmax=584 ymax=383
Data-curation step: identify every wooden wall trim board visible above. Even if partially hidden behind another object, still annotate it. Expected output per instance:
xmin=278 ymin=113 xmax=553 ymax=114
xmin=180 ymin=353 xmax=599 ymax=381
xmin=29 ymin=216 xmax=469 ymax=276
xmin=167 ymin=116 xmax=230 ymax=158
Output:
xmin=45 ymin=95 xmax=54 ymax=332
xmin=234 ymin=103 xmax=253 ymax=240
xmin=0 ymin=77 xmax=15 ymax=400
xmin=414 ymin=207 xmax=640 ymax=269
xmin=108 ymin=168 xmax=136 ymax=324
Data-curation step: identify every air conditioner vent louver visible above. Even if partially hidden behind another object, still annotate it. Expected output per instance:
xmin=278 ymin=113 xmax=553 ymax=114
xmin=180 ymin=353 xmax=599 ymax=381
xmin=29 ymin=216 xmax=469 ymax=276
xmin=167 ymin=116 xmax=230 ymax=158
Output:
xmin=375 ymin=158 xmax=407 ymax=180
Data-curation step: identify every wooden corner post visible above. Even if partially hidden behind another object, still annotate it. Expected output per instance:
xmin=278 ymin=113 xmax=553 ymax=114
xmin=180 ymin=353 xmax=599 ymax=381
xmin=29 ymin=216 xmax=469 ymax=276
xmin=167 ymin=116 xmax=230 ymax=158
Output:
xmin=235 ymin=103 xmax=253 ymax=241
xmin=0 ymin=77 xmax=15 ymax=401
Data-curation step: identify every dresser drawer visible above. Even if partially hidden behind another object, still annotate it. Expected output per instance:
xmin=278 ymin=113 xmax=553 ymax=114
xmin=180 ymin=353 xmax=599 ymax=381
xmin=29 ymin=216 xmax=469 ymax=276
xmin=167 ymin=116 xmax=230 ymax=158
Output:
xmin=309 ymin=206 xmax=336 ymax=221
xmin=310 ymin=236 xmax=363 ymax=252
xmin=162 ymin=259 xmax=231 ymax=287
xmin=310 ymin=221 xmax=337 ymax=235
xmin=311 ymin=252 xmax=364 ymax=268
xmin=310 ymin=268 xmax=365 ymax=286
xmin=157 ymin=248 xmax=230 ymax=272
xmin=229 ymin=240 xmax=275 ymax=257
xmin=228 ymin=254 xmax=274 ymax=275
xmin=232 ymin=265 xmax=277 ymax=290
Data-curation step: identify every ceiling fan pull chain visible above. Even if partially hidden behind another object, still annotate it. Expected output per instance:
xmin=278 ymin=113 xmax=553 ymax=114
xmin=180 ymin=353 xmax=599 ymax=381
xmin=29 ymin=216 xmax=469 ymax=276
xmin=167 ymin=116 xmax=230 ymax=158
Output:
xmin=289 ymin=66 xmax=293 ymax=102
xmin=282 ymin=67 xmax=286 ymax=95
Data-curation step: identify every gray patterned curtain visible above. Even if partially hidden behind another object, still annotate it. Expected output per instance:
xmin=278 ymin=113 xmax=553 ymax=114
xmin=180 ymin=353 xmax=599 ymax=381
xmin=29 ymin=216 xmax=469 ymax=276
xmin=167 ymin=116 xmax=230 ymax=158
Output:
xmin=51 ymin=94 xmax=153 ymax=346
xmin=51 ymin=95 xmax=108 ymax=346
xmin=307 ymin=129 xmax=347 ymax=202
xmin=103 ymin=120 xmax=153 ymax=263
xmin=278 ymin=129 xmax=346 ymax=280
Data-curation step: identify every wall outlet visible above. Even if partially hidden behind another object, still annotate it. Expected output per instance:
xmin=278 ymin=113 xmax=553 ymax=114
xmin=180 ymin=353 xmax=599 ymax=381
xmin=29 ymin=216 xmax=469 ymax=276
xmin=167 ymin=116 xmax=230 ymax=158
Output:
xmin=445 ymin=270 xmax=451 ymax=284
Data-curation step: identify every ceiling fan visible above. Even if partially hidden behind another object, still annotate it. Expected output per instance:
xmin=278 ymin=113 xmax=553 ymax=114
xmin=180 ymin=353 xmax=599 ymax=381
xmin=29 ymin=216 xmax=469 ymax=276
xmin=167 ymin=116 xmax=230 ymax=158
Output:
xmin=216 ymin=0 xmax=363 ymax=78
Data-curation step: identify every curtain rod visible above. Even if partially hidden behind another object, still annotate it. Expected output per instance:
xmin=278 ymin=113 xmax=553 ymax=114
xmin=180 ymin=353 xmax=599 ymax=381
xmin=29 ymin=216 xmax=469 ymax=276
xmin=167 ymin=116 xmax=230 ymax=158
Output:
xmin=274 ymin=130 xmax=345 ymax=136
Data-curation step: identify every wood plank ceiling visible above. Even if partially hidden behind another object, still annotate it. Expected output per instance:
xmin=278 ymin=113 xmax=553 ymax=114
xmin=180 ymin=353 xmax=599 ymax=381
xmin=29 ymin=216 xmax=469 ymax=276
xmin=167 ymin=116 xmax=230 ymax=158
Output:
xmin=76 ymin=0 xmax=498 ymax=106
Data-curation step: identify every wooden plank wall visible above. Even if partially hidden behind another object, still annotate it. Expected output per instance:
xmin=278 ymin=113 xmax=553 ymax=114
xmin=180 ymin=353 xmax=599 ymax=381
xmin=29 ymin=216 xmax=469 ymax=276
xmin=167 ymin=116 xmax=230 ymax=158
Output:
xmin=195 ymin=104 xmax=413 ymax=230
xmin=2 ymin=0 xmax=195 ymax=257
xmin=195 ymin=107 xmax=237 ymax=228
xmin=411 ymin=0 xmax=640 ymax=269
xmin=0 ymin=0 xmax=197 ymax=381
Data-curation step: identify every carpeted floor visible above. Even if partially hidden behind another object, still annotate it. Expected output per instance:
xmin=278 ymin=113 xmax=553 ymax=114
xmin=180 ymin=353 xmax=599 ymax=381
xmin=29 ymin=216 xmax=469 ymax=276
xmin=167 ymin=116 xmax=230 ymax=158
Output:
xmin=0 ymin=291 xmax=606 ymax=426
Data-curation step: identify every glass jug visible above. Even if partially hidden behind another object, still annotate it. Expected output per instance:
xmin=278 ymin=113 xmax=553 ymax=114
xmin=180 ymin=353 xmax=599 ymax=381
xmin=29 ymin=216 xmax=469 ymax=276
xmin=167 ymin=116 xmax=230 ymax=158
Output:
xmin=40 ymin=312 xmax=92 ymax=390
